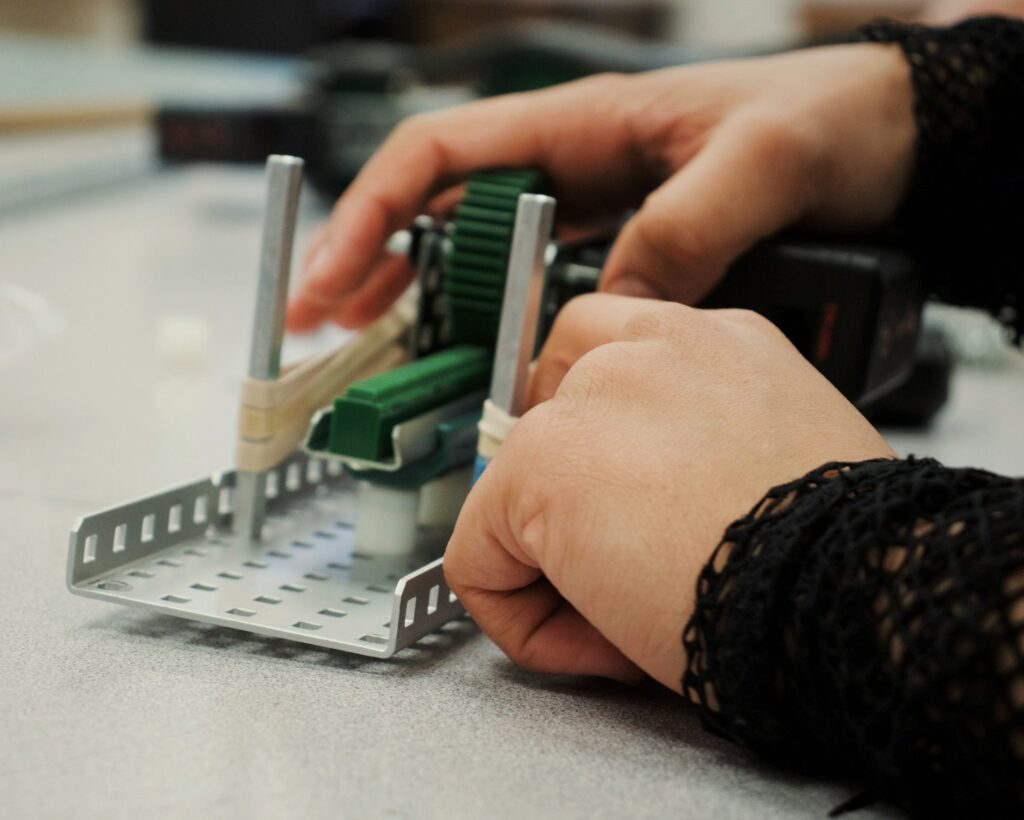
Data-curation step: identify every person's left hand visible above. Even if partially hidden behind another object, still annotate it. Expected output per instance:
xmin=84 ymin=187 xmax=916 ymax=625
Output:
xmin=444 ymin=294 xmax=894 ymax=691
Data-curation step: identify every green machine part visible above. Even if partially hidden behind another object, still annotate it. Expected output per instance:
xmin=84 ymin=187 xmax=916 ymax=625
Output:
xmin=327 ymin=344 xmax=491 ymax=462
xmin=442 ymin=168 xmax=548 ymax=346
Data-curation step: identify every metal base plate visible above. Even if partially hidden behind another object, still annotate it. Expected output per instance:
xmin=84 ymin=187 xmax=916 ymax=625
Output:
xmin=66 ymin=452 xmax=464 ymax=657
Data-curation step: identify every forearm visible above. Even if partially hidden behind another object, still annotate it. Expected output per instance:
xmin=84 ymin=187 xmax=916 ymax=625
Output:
xmin=682 ymin=457 xmax=1024 ymax=816
xmin=857 ymin=17 xmax=1024 ymax=341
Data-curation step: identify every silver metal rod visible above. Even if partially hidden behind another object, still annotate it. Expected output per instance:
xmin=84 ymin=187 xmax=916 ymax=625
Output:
xmin=489 ymin=194 xmax=556 ymax=417
xmin=235 ymin=155 xmax=304 ymax=541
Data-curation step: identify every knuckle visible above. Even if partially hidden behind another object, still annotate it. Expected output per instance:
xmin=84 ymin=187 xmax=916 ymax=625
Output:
xmin=621 ymin=301 xmax=701 ymax=343
xmin=737 ymin=111 xmax=820 ymax=171
xmin=716 ymin=307 xmax=785 ymax=339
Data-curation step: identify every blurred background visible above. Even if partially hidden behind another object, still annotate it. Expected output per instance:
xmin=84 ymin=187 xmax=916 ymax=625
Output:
xmin=1 ymin=0 xmax=1022 ymax=484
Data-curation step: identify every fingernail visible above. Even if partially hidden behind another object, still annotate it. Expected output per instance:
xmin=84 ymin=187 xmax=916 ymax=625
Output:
xmin=606 ymin=277 xmax=659 ymax=299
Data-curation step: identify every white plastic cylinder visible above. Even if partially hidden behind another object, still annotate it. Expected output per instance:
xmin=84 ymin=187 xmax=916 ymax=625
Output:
xmin=354 ymin=481 xmax=420 ymax=556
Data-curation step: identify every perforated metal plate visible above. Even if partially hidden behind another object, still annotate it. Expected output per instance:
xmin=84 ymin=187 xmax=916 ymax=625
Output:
xmin=66 ymin=452 xmax=465 ymax=657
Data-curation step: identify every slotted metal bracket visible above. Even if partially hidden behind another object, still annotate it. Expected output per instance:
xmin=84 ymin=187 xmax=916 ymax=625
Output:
xmin=66 ymin=450 xmax=465 ymax=657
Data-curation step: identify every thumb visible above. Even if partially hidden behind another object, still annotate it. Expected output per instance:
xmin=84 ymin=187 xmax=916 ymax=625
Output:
xmin=600 ymin=114 xmax=818 ymax=304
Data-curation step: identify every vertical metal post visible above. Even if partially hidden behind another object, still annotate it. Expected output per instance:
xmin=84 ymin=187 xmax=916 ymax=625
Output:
xmin=235 ymin=154 xmax=304 ymax=541
xmin=489 ymin=194 xmax=556 ymax=417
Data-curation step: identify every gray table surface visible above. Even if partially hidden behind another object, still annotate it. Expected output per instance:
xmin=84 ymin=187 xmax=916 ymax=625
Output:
xmin=2 ymin=166 xmax=1021 ymax=820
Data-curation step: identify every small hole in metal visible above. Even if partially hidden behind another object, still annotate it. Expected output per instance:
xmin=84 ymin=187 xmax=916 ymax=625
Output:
xmin=141 ymin=514 xmax=155 ymax=543
xmin=366 ymin=585 xmax=391 ymax=594
xmin=191 ymin=582 xmax=217 ymax=592
xmin=218 ymin=487 xmax=233 ymax=515
xmin=128 ymin=570 xmax=154 ymax=578
xmin=294 ymin=621 xmax=322 ymax=631
xmin=267 ymin=550 xmax=291 ymax=559
xmin=265 ymin=471 xmax=279 ymax=499
xmin=343 ymin=596 xmax=369 ymax=605
xmin=184 ymin=547 xmax=207 ymax=557
xmin=254 ymin=595 xmax=281 ymax=605
xmin=168 ymin=503 xmax=182 ymax=534
xmin=292 ymin=540 xmax=314 ymax=549
xmin=326 ymin=460 xmax=342 ymax=477
xmin=218 ymin=571 xmax=243 ymax=580
xmin=359 ymin=634 xmax=388 ymax=645
xmin=404 ymin=597 xmax=417 ymax=627
xmin=306 ymin=459 xmax=323 ymax=483
xmin=113 ymin=524 xmax=127 ymax=553
xmin=243 ymin=560 xmax=268 ymax=569
xmin=156 ymin=558 xmax=182 ymax=568
xmin=335 ymin=520 xmax=354 ymax=530
xmin=351 ymin=552 xmax=372 ymax=561
xmin=327 ymin=562 xmax=350 ymax=571
xmin=449 ymin=591 xmax=458 ymax=604
xmin=279 ymin=583 xmax=306 ymax=593
xmin=193 ymin=495 xmax=208 ymax=524
xmin=428 ymin=585 xmax=439 ymax=615
xmin=319 ymin=608 xmax=346 ymax=618
xmin=227 ymin=608 xmax=255 ymax=617
xmin=83 ymin=534 xmax=98 ymax=563
xmin=286 ymin=463 xmax=302 ymax=491
xmin=313 ymin=530 xmax=335 ymax=540
xmin=304 ymin=572 xmax=328 ymax=582
xmin=162 ymin=594 xmax=190 ymax=604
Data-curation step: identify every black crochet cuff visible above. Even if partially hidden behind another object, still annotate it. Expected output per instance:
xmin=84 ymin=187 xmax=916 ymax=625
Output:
xmin=682 ymin=457 xmax=1024 ymax=817
xmin=855 ymin=18 xmax=1024 ymax=342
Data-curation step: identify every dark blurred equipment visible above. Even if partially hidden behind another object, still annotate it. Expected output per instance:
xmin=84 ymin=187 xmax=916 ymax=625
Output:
xmin=141 ymin=0 xmax=670 ymax=54
xmin=156 ymin=22 xmax=745 ymax=195
xmin=862 ymin=328 xmax=953 ymax=427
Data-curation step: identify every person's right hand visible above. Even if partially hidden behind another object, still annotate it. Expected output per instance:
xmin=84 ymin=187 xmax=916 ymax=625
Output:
xmin=287 ymin=43 xmax=916 ymax=332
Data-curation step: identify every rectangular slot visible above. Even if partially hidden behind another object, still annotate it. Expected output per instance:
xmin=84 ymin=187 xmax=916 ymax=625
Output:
xmin=243 ymin=560 xmax=268 ymax=569
xmin=327 ymin=562 xmax=350 ymax=571
xmin=217 ymin=571 xmax=243 ymax=580
xmin=427 ymin=585 xmax=439 ymax=615
xmin=267 ymin=550 xmax=291 ymax=559
xmin=168 ymin=503 xmax=182 ymax=534
xmin=218 ymin=486 xmax=233 ymax=515
xmin=265 ymin=470 xmax=279 ymax=499
xmin=313 ymin=530 xmax=336 ymax=540
xmin=113 ymin=524 xmax=127 ymax=553
xmin=184 ymin=547 xmax=207 ymax=557
xmin=128 ymin=570 xmax=154 ymax=578
xmin=343 ymin=596 xmax=369 ymax=605
xmin=254 ymin=595 xmax=281 ymax=605
xmin=279 ymin=583 xmax=306 ymax=593
xmin=291 ymin=540 xmax=314 ymax=549
xmin=162 ymin=594 xmax=190 ymax=604
xmin=193 ymin=494 xmax=208 ymax=524
xmin=286 ymin=463 xmax=302 ymax=491
xmin=304 ymin=572 xmax=328 ymax=582
xmin=227 ymin=608 xmax=256 ymax=617
xmin=318 ymin=608 xmax=346 ymax=618
xmin=366 ymin=585 xmax=391 ymax=594
xmin=325 ymin=460 xmax=343 ymax=477
xmin=404 ymin=596 xmax=417 ymax=627
xmin=335 ymin=520 xmax=354 ymax=530
xmin=359 ymin=634 xmax=388 ymax=645
xmin=83 ymin=534 xmax=98 ymax=564
xmin=306 ymin=459 xmax=323 ymax=483
xmin=190 ymin=582 xmax=217 ymax=592
xmin=293 ymin=621 xmax=322 ymax=631
xmin=156 ymin=558 xmax=182 ymax=568
xmin=351 ymin=552 xmax=372 ymax=561
xmin=449 ymin=591 xmax=458 ymax=604
xmin=141 ymin=513 xmax=156 ymax=543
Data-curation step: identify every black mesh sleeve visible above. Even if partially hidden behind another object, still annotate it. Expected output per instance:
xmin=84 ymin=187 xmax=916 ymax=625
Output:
xmin=682 ymin=458 xmax=1024 ymax=817
xmin=856 ymin=17 xmax=1024 ymax=342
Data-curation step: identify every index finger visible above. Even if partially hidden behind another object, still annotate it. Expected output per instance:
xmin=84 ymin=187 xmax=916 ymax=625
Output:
xmin=287 ymin=74 xmax=642 ymax=328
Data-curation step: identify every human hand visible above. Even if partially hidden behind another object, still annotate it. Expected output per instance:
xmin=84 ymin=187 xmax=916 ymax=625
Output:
xmin=443 ymin=294 xmax=894 ymax=690
xmin=287 ymin=44 xmax=915 ymax=331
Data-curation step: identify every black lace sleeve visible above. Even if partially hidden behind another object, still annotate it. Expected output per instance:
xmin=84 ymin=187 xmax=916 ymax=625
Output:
xmin=856 ymin=17 xmax=1024 ymax=342
xmin=682 ymin=458 xmax=1024 ymax=817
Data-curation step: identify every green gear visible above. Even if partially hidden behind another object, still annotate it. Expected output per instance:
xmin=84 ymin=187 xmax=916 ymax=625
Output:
xmin=441 ymin=169 xmax=548 ymax=346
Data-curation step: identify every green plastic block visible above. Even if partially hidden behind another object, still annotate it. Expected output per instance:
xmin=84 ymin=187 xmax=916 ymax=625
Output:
xmin=349 ymin=409 xmax=480 ymax=490
xmin=327 ymin=345 xmax=491 ymax=461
